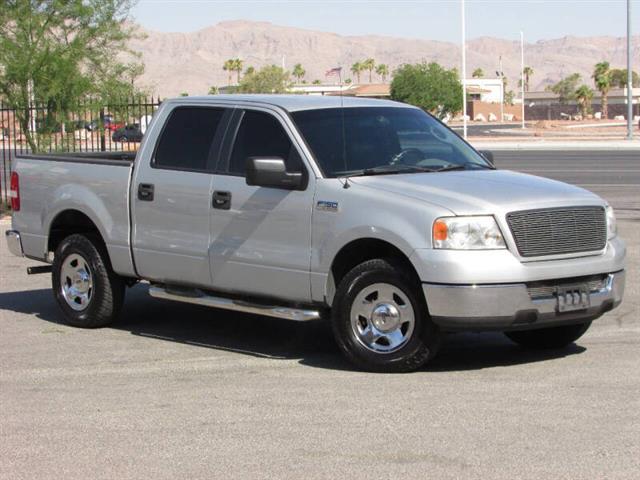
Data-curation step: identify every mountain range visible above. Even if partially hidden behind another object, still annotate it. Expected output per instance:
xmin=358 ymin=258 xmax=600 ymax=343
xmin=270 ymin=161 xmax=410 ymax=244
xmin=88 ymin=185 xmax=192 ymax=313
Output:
xmin=128 ymin=20 xmax=640 ymax=98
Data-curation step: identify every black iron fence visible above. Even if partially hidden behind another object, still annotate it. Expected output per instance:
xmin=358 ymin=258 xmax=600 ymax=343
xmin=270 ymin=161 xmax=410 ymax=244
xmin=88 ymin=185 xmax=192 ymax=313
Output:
xmin=1 ymin=96 xmax=161 ymax=205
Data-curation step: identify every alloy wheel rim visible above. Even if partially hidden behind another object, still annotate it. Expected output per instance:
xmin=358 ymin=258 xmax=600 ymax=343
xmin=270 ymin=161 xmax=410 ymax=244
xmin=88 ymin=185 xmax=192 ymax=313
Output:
xmin=350 ymin=282 xmax=415 ymax=354
xmin=60 ymin=253 xmax=93 ymax=311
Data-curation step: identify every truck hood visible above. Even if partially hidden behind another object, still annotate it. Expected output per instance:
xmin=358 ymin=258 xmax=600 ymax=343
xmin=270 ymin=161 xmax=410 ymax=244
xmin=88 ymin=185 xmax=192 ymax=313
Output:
xmin=349 ymin=169 xmax=603 ymax=215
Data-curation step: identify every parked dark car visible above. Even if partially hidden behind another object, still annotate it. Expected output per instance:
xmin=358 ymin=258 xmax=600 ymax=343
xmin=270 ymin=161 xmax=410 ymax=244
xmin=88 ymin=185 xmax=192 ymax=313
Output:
xmin=112 ymin=123 xmax=143 ymax=143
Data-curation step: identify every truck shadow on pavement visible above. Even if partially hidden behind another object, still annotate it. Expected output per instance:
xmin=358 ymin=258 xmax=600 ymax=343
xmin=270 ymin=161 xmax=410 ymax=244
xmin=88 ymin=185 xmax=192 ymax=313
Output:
xmin=0 ymin=285 xmax=586 ymax=372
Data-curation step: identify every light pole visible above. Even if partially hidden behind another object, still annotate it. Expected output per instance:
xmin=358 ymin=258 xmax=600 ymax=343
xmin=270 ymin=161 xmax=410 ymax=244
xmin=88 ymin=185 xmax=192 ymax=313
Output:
xmin=497 ymin=56 xmax=504 ymax=123
xmin=461 ymin=0 xmax=468 ymax=138
xmin=520 ymin=31 xmax=525 ymax=129
xmin=627 ymin=0 xmax=633 ymax=139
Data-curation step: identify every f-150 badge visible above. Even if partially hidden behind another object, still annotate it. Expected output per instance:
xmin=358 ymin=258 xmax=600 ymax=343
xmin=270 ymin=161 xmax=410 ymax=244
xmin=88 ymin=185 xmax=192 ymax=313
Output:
xmin=316 ymin=200 xmax=339 ymax=212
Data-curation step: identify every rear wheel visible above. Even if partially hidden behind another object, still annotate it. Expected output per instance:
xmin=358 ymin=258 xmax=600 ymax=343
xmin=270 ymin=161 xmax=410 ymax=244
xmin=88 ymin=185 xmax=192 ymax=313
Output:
xmin=52 ymin=234 xmax=125 ymax=328
xmin=331 ymin=258 xmax=441 ymax=373
xmin=504 ymin=322 xmax=592 ymax=349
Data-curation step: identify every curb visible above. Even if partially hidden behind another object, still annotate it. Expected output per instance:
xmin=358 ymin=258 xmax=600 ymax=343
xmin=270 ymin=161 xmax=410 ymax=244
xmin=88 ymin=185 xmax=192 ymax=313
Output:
xmin=469 ymin=141 xmax=640 ymax=151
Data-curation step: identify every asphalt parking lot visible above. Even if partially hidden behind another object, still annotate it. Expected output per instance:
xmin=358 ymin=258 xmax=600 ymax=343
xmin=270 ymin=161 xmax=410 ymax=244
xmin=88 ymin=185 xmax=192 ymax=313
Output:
xmin=1 ymin=152 xmax=639 ymax=479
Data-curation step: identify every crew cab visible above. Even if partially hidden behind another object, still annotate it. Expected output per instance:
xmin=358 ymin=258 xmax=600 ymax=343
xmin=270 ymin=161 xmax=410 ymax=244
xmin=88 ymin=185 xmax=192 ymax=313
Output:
xmin=5 ymin=95 xmax=626 ymax=372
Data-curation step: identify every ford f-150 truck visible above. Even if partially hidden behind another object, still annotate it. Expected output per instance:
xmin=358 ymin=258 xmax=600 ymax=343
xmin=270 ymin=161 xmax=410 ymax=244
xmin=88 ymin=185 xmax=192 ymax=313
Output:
xmin=5 ymin=95 xmax=626 ymax=372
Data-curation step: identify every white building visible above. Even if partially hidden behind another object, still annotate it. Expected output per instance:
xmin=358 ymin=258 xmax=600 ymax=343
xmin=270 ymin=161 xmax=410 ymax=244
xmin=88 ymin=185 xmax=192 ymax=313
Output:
xmin=465 ymin=78 xmax=504 ymax=104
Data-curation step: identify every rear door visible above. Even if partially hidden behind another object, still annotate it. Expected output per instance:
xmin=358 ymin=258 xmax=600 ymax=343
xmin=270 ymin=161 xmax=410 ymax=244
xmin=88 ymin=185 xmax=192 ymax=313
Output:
xmin=208 ymin=107 xmax=315 ymax=302
xmin=132 ymin=105 xmax=231 ymax=287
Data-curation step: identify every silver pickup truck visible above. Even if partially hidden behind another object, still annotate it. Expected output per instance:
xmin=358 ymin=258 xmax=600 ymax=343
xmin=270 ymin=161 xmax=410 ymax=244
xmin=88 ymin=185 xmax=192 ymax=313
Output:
xmin=5 ymin=95 xmax=626 ymax=372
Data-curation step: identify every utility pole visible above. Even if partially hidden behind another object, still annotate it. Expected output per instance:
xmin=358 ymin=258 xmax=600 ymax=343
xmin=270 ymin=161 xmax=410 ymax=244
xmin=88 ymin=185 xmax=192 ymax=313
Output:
xmin=627 ymin=0 xmax=634 ymax=139
xmin=520 ymin=31 xmax=525 ymax=129
xmin=461 ymin=0 xmax=467 ymax=138
xmin=499 ymin=56 xmax=504 ymax=123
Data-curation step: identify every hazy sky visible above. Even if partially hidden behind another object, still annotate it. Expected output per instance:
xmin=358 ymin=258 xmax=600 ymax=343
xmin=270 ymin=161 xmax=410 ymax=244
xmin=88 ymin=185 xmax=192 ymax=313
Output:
xmin=131 ymin=0 xmax=639 ymax=42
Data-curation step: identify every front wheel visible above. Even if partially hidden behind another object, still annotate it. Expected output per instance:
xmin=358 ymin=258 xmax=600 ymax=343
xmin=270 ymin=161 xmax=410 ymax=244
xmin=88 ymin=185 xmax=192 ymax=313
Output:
xmin=331 ymin=259 xmax=441 ymax=373
xmin=504 ymin=322 xmax=592 ymax=349
xmin=52 ymin=234 xmax=125 ymax=328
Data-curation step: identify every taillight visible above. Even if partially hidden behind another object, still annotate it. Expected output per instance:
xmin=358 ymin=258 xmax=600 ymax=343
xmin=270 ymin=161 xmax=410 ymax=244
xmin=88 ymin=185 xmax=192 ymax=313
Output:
xmin=9 ymin=171 xmax=20 ymax=211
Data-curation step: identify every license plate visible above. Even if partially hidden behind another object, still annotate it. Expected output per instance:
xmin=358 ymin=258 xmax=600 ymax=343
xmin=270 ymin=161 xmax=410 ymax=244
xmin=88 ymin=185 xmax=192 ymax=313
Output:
xmin=556 ymin=285 xmax=590 ymax=312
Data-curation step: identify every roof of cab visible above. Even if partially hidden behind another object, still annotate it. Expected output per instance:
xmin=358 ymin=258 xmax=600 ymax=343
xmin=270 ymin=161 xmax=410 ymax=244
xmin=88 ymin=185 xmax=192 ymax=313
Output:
xmin=163 ymin=94 xmax=414 ymax=112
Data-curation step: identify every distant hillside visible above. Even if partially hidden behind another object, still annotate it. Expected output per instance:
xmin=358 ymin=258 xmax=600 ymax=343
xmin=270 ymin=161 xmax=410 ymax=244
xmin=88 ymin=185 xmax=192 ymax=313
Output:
xmin=128 ymin=20 xmax=640 ymax=97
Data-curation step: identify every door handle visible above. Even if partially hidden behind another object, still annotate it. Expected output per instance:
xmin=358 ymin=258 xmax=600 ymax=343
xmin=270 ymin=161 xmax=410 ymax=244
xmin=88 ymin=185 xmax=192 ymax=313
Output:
xmin=138 ymin=183 xmax=154 ymax=201
xmin=212 ymin=190 xmax=231 ymax=210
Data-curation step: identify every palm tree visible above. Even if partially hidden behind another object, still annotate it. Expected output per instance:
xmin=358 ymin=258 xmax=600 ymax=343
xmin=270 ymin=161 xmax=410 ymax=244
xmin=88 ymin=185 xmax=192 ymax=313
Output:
xmin=292 ymin=63 xmax=306 ymax=83
xmin=575 ymin=84 xmax=594 ymax=117
xmin=592 ymin=61 xmax=611 ymax=119
xmin=472 ymin=68 xmax=484 ymax=78
xmin=232 ymin=58 xmax=243 ymax=84
xmin=362 ymin=58 xmax=375 ymax=83
xmin=351 ymin=62 xmax=363 ymax=83
xmin=375 ymin=64 xmax=389 ymax=83
xmin=223 ymin=59 xmax=235 ymax=86
xmin=523 ymin=66 xmax=534 ymax=91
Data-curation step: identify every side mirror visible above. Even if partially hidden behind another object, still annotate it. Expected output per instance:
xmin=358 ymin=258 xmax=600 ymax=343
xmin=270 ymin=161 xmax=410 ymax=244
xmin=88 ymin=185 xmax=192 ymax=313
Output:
xmin=246 ymin=157 xmax=304 ymax=190
xmin=479 ymin=150 xmax=494 ymax=166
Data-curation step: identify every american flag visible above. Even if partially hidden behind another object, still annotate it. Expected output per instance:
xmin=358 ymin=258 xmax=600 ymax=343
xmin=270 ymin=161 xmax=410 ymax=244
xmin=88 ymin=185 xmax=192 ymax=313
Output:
xmin=325 ymin=67 xmax=342 ymax=77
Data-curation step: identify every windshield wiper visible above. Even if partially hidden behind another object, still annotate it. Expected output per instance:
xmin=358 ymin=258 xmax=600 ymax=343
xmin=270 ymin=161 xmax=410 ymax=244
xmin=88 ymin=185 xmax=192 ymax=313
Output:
xmin=342 ymin=165 xmax=436 ymax=178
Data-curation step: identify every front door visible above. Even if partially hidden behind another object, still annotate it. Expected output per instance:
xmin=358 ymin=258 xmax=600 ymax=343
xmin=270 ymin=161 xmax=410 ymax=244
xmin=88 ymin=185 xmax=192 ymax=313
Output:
xmin=208 ymin=108 xmax=315 ymax=302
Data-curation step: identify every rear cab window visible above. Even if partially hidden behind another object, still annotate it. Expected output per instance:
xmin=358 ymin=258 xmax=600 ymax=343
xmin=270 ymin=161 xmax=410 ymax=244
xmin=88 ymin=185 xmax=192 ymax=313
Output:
xmin=154 ymin=106 xmax=228 ymax=172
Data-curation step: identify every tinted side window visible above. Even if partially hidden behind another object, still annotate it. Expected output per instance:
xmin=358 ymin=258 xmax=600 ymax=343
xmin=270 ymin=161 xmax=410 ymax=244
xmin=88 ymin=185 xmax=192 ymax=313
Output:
xmin=154 ymin=107 xmax=225 ymax=171
xmin=228 ymin=110 xmax=302 ymax=175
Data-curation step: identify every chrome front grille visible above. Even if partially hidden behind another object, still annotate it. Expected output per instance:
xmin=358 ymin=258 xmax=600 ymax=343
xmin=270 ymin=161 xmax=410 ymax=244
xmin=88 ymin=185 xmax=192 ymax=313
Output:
xmin=507 ymin=206 xmax=607 ymax=257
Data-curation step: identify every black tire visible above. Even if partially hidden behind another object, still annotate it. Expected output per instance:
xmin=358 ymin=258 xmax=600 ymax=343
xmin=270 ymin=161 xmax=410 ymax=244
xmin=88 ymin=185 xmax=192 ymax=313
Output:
xmin=331 ymin=258 xmax=441 ymax=373
xmin=52 ymin=234 xmax=125 ymax=328
xmin=504 ymin=322 xmax=592 ymax=349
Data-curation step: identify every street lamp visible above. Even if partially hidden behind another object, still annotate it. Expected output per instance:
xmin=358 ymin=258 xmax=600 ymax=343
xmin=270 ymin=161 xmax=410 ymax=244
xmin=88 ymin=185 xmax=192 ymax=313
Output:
xmin=627 ymin=0 xmax=633 ymax=140
xmin=461 ymin=0 xmax=467 ymax=139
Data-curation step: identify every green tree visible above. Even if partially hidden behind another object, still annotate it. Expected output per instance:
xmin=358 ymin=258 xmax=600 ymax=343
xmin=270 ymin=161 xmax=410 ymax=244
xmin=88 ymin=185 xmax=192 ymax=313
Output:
xmin=232 ymin=58 xmax=243 ymax=84
xmin=238 ymin=65 xmax=292 ymax=93
xmin=362 ymin=58 xmax=376 ymax=83
xmin=548 ymin=73 xmax=581 ymax=104
xmin=472 ymin=68 xmax=484 ymax=78
xmin=223 ymin=59 xmax=235 ymax=86
xmin=375 ymin=64 xmax=389 ymax=83
xmin=390 ymin=62 xmax=463 ymax=119
xmin=575 ymin=84 xmax=593 ymax=117
xmin=592 ymin=61 xmax=611 ymax=118
xmin=610 ymin=68 xmax=640 ymax=88
xmin=504 ymin=90 xmax=515 ymax=105
xmin=351 ymin=62 xmax=363 ymax=83
xmin=0 ymin=0 xmax=142 ymax=152
xmin=208 ymin=86 xmax=219 ymax=95
xmin=244 ymin=66 xmax=255 ymax=77
xmin=179 ymin=92 xmax=189 ymax=97
xmin=292 ymin=63 xmax=306 ymax=83
xmin=312 ymin=79 xmax=321 ymax=85
xmin=523 ymin=66 xmax=534 ymax=91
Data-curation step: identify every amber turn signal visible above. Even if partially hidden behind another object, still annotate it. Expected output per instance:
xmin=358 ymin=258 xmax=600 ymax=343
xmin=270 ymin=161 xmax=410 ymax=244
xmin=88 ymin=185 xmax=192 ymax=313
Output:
xmin=433 ymin=220 xmax=448 ymax=241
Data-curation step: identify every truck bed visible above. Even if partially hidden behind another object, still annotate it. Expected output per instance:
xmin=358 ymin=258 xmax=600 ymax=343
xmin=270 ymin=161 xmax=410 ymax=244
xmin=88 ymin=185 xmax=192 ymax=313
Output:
xmin=11 ymin=151 xmax=136 ymax=277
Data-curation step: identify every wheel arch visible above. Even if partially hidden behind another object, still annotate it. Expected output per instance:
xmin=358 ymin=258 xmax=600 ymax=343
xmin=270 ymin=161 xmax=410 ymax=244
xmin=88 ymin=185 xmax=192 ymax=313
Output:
xmin=326 ymin=237 xmax=421 ymax=306
xmin=47 ymin=209 xmax=108 ymax=255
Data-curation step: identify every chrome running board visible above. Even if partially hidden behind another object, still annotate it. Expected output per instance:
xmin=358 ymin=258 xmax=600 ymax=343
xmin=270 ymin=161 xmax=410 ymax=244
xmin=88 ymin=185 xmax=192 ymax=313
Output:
xmin=148 ymin=286 xmax=321 ymax=322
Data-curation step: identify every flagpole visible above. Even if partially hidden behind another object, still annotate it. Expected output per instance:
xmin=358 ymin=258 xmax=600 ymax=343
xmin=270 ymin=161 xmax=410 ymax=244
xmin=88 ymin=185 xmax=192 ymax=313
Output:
xmin=461 ymin=0 xmax=467 ymax=139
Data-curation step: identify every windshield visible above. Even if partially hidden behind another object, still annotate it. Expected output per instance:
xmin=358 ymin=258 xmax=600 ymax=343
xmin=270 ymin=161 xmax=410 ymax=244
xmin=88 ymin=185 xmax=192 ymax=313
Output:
xmin=291 ymin=107 xmax=491 ymax=177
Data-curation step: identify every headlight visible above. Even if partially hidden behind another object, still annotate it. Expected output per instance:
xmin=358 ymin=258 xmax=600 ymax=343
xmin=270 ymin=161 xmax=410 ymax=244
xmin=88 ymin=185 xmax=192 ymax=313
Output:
xmin=606 ymin=205 xmax=617 ymax=240
xmin=433 ymin=216 xmax=506 ymax=249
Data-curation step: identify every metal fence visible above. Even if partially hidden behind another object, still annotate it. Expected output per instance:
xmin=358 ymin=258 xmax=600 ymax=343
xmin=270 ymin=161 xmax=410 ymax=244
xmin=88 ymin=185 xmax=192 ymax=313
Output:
xmin=0 ymin=96 xmax=161 ymax=205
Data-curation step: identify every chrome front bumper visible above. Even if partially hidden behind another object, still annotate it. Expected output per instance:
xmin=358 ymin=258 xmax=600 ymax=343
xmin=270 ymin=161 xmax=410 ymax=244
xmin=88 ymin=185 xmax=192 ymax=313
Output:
xmin=423 ymin=270 xmax=625 ymax=331
xmin=5 ymin=230 xmax=24 ymax=257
